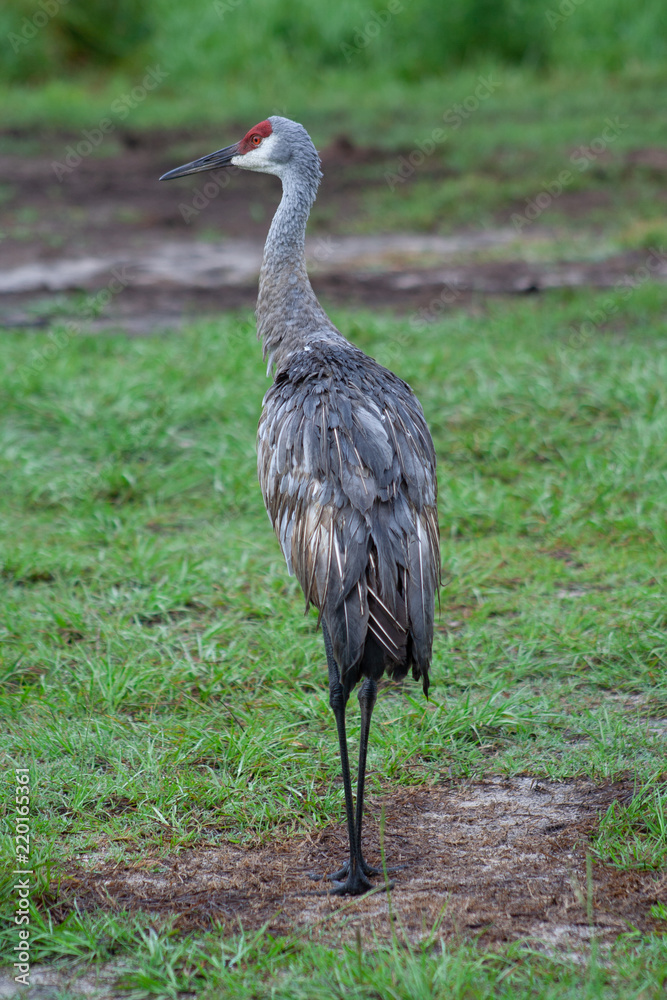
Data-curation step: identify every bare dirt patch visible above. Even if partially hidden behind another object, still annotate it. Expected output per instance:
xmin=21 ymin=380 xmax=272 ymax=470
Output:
xmin=0 ymin=962 xmax=129 ymax=1000
xmin=2 ymin=128 xmax=667 ymax=332
xmin=60 ymin=778 xmax=664 ymax=949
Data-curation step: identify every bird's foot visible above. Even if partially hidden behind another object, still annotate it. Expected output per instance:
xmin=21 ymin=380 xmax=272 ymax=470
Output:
xmin=328 ymin=868 xmax=395 ymax=896
xmin=309 ymin=857 xmax=404 ymax=884
xmin=328 ymin=858 xmax=405 ymax=881
xmin=327 ymin=858 xmax=381 ymax=881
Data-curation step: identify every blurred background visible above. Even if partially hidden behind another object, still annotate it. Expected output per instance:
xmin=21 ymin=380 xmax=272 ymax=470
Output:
xmin=2 ymin=0 xmax=667 ymax=329
xmin=3 ymin=0 xmax=667 ymax=116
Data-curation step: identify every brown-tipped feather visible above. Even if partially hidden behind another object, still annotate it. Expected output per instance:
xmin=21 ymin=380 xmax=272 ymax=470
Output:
xmin=257 ymin=340 xmax=439 ymax=687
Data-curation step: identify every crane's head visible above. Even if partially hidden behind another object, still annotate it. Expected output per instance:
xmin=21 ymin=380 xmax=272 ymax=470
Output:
xmin=159 ymin=116 xmax=321 ymax=186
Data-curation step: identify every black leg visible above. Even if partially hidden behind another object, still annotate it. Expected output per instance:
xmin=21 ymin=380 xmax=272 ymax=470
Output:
xmin=327 ymin=677 xmax=378 ymax=878
xmin=322 ymin=623 xmax=373 ymax=896
xmin=326 ymin=678 xmax=401 ymax=883
xmin=355 ymin=677 xmax=380 ymax=873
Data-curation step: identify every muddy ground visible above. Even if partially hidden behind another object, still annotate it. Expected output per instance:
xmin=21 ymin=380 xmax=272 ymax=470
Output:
xmin=58 ymin=778 xmax=663 ymax=951
xmin=2 ymin=128 xmax=666 ymax=332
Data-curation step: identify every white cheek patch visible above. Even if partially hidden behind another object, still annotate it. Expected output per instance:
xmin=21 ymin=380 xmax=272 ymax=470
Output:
xmin=233 ymin=132 xmax=282 ymax=174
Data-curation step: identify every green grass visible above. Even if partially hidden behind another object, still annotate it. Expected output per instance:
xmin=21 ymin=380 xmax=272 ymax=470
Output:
xmin=594 ymin=782 xmax=667 ymax=871
xmin=4 ymin=910 xmax=667 ymax=999
xmin=3 ymin=60 xmax=666 ymax=144
xmin=1 ymin=286 xmax=667 ymax=992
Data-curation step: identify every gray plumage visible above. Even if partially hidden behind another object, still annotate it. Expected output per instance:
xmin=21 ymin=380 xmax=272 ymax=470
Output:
xmin=258 ymin=340 xmax=439 ymax=693
xmin=161 ymin=116 xmax=440 ymax=894
xmin=255 ymin=118 xmax=440 ymax=695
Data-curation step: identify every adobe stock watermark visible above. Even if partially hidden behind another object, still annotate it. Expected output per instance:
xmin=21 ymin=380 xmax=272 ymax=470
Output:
xmin=178 ymin=169 xmax=233 ymax=223
xmin=385 ymin=75 xmax=502 ymax=190
xmin=308 ymin=235 xmax=339 ymax=265
xmin=511 ymin=117 xmax=628 ymax=232
xmin=51 ymin=65 xmax=169 ymax=180
xmin=64 ymin=410 xmax=165 ymax=502
xmin=371 ymin=327 xmax=410 ymax=369
xmin=409 ymin=282 xmax=464 ymax=330
xmin=568 ymin=247 xmax=666 ymax=348
xmin=341 ymin=0 xmax=403 ymax=62
xmin=8 ymin=0 xmax=69 ymax=53
xmin=545 ymin=0 xmax=586 ymax=30
xmin=212 ymin=0 xmax=243 ymax=17
xmin=16 ymin=266 xmax=134 ymax=384
xmin=12 ymin=768 xmax=32 ymax=987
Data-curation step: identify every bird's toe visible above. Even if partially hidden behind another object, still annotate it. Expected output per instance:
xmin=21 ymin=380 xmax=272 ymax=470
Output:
xmin=328 ymin=873 xmax=375 ymax=896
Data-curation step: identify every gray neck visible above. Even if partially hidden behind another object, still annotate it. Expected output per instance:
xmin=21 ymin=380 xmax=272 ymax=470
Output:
xmin=257 ymin=166 xmax=342 ymax=373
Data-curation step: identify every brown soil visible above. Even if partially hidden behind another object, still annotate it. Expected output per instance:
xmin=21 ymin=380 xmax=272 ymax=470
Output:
xmin=60 ymin=778 xmax=664 ymax=950
xmin=2 ymin=129 xmax=666 ymax=332
xmin=0 ymin=127 xmax=386 ymax=265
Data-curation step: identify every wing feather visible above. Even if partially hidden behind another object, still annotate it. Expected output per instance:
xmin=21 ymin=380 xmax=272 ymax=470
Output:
xmin=257 ymin=342 xmax=440 ymax=681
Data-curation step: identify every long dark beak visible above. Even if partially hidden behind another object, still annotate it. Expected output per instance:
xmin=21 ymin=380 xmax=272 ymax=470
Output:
xmin=159 ymin=142 xmax=240 ymax=181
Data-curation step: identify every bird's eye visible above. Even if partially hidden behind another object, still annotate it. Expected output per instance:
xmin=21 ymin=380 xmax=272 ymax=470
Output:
xmin=251 ymin=135 xmax=262 ymax=146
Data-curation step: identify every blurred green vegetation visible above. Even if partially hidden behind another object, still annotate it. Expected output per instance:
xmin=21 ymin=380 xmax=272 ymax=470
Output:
xmin=2 ymin=0 xmax=667 ymax=130
xmin=4 ymin=0 xmax=667 ymax=82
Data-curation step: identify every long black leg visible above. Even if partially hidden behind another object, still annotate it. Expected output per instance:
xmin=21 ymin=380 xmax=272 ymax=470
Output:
xmin=322 ymin=623 xmax=373 ymax=895
xmin=328 ymin=677 xmax=378 ymax=878
xmin=326 ymin=676 xmax=403 ymax=884
xmin=355 ymin=677 xmax=379 ymax=869
xmin=327 ymin=678 xmax=400 ymax=882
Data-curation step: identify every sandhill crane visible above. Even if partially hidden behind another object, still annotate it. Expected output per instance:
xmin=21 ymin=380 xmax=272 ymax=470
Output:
xmin=160 ymin=117 xmax=440 ymax=895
